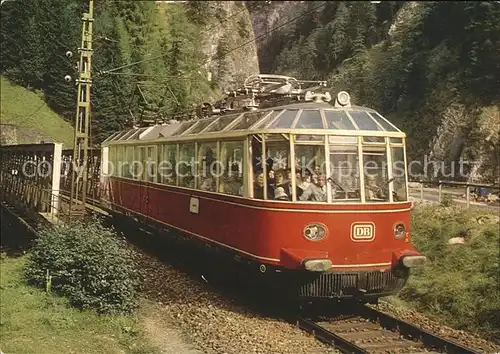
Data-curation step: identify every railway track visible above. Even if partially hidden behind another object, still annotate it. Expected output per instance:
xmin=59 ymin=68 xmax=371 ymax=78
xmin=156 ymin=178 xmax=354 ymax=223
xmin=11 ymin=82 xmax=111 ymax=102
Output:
xmin=297 ymin=305 xmax=481 ymax=354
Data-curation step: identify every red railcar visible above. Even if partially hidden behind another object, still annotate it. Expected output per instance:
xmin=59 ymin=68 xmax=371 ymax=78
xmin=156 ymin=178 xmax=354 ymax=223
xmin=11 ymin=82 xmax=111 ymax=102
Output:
xmin=100 ymin=75 xmax=426 ymax=300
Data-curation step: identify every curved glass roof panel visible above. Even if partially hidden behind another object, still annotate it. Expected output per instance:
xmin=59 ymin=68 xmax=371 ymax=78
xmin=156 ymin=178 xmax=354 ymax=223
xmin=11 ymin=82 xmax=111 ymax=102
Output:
xmin=172 ymin=121 xmax=197 ymax=136
xmin=348 ymin=111 xmax=383 ymax=131
xmin=203 ymin=115 xmax=235 ymax=133
xmin=104 ymin=107 xmax=402 ymax=143
xmin=325 ymin=110 xmax=355 ymax=130
xmin=184 ymin=118 xmax=215 ymax=135
xmin=295 ymin=110 xmax=324 ymax=129
xmin=251 ymin=110 xmax=282 ymax=129
xmin=369 ymin=112 xmax=398 ymax=132
xmin=267 ymin=109 xmax=299 ymax=129
xmin=232 ymin=111 xmax=268 ymax=130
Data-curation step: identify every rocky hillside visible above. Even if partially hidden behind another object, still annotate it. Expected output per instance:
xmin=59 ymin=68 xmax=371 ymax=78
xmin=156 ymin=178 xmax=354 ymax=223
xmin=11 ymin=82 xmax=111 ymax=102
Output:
xmin=249 ymin=1 xmax=500 ymax=183
xmin=0 ymin=0 xmax=260 ymax=143
xmin=192 ymin=1 xmax=259 ymax=91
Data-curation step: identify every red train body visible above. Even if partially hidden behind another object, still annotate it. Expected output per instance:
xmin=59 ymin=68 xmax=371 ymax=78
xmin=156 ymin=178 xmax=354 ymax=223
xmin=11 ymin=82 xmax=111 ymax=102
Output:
xmin=100 ymin=75 xmax=426 ymax=300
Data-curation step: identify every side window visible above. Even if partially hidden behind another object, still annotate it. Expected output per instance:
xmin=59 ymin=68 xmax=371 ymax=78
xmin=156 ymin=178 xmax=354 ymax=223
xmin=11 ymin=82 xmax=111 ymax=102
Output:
xmin=329 ymin=144 xmax=360 ymax=201
xmin=178 ymin=143 xmax=195 ymax=188
xmin=197 ymin=142 xmax=217 ymax=192
xmin=133 ymin=146 xmax=145 ymax=180
xmin=363 ymin=146 xmax=389 ymax=202
xmin=159 ymin=144 xmax=177 ymax=185
xmin=264 ymin=134 xmax=291 ymax=201
xmin=391 ymin=146 xmax=407 ymax=201
xmin=295 ymin=144 xmax=326 ymax=202
xmin=219 ymin=141 xmax=243 ymax=196
xmin=146 ymin=146 xmax=156 ymax=183
xmin=123 ymin=146 xmax=134 ymax=178
xmin=251 ymin=135 xmax=265 ymax=199
xmin=108 ymin=146 xmax=116 ymax=176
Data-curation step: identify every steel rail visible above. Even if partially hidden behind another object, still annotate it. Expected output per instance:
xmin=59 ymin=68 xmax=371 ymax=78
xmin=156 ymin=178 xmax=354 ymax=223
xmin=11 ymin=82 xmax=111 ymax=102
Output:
xmin=296 ymin=317 xmax=369 ymax=354
xmin=359 ymin=305 xmax=482 ymax=354
xmin=297 ymin=305 xmax=482 ymax=354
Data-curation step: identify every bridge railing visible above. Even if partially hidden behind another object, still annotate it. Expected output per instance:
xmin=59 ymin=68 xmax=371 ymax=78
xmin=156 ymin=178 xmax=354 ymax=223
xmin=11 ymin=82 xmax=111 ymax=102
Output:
xmin=59 ymin=148 xmax=101 ymax=202
xmin=408 ymin=179 xmax=500 ymax=208
xmin=0 ymin=143 xmax=63 ymax=215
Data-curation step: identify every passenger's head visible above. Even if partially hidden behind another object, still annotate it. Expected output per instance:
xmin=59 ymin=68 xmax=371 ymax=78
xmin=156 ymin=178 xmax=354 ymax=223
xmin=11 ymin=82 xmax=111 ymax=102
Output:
xmin=317 ymin=174 xmax=326 ymax=187
xmin=275 ymin=170 xmax=284 ymax=185
xmin=274 ymin=187 xmax=288 ymax=201
xmin=268 ymin=169 xmax=275 ymax=180
xmin=286 ymin=170 xmax=292 ymax=181
xmin=365 ymin=174 xmax=377 ymax=186
xmin=255 ymin=172 xmax=265 ymax=187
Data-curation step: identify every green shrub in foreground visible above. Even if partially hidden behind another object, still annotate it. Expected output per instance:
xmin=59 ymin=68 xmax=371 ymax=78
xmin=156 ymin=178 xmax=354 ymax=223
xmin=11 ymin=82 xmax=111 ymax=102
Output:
xmin=25 ymin=219 xmax=141 ymax=314
xmin=400 ymin=205 xmax=500 ymax=342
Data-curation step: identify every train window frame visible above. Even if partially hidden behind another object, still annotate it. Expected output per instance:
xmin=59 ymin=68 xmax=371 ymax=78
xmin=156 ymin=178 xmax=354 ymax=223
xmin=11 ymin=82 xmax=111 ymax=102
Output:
xmin=329 ymin=144 xmax=361 ymax=202
xmin=172 ymin=121 xmax=197 ymax=136
xmin=362 ymin=145 xmax=391 ymax=203
xmin=349 ymin=111 xmax=384 ymax=131
xmin=182 ymin=118 xmax=216 ymax=135
xmin=145 ymin=145 xmax=157 ymax=183
xmin=177 ymin=143 xmax=196 ymax=188
xmin=196 ymin=141 xmax=218 ymax=192
xmin=293 ymin=110 xmax=325 ymax=129
xmin=123 ymin=146 xmax=134 ymax=178
xmin=158 ymin=143 xmax=178 ymax=186
xmin=265 ymin=109 xmax=300 ymax=129
xmin=250 ymin=110 xmax=282 ymax=130
xmin=263 ymin=133 xmax=292 ymax=201
xmin=370 ymin=112 xmax=400 ymax=132
xmin=294 ymin=143 xmax=328 ymax=203
xmin=232 ymin=111 xmax=269 ymax=131
xmin=390 ymin=145 xmax=407 ymax=202
xmin=219 ymin=140 xmax=244 ymax=197
xmin=324 ymin=110 xmax=356 ymax=130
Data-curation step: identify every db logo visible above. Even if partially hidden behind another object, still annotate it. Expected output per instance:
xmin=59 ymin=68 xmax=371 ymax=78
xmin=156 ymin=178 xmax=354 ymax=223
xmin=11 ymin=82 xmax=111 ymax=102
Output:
xmin=351 ymin=222 xmax=375 ymax=242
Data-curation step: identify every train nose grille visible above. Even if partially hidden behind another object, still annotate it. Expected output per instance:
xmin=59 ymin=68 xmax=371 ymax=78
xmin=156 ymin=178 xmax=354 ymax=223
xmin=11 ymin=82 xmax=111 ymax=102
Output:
xmin=298 ymin=270 xmax=406 ymax=298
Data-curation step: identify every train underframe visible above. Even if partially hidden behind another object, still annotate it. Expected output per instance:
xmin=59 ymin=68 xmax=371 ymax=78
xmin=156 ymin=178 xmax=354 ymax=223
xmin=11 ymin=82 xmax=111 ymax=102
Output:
xmin=108 ymin=204 xmax=409 ymax=304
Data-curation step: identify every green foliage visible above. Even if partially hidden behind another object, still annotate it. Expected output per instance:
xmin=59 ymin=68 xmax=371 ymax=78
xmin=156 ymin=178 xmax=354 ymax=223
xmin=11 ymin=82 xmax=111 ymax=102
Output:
xmin=260 ymin=1 xmax=500 ymax=162
xmin=0 ymin=0 xmax=217 ymax=142
xmin=0 ymin=76 xmax=75 ymax=147
xmin=1 ymin=256 xmax=159 ymax=354
xmin=25 ymin=220 xmax=142 ymax=314
xmin=400 ymin=205 xmax=500 ymax=341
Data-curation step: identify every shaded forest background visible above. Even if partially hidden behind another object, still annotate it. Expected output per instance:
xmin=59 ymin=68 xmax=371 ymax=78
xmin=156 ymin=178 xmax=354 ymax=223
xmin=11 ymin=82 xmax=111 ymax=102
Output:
xmin=1 ymin=0 xmax=499 ymax=181
xmin=253 ymin=1 xmax=500 ymax=181
xmin=0 ymin=0 xmax=256 ymax=142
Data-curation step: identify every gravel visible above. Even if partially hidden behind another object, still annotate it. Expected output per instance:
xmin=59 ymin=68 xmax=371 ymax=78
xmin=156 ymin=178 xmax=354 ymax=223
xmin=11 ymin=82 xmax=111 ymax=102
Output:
xmin=135 ymin=248 xmax=338 ymax=354
xmin=372 ymin=300 xmax=500 ymax=354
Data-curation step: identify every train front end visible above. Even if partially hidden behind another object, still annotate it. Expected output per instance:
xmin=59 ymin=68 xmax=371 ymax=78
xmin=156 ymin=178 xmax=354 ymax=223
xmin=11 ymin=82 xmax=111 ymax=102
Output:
xmin=249 ymin=91 xmax=427 ymax=301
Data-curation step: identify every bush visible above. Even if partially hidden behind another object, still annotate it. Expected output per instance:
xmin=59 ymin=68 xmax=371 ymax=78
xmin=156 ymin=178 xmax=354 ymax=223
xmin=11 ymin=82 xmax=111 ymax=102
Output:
xmin=25 ymin=219 xmax=142 ymax=314
xmin=400 ymin=205 xmax=500 ymax=342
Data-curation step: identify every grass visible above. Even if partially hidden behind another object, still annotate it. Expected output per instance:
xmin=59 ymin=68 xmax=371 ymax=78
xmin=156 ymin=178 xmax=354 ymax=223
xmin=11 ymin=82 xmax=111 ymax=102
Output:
xmin=399 ymin=203 xmax=500 ymax=342
xmin=0 ymin=255 xmax=160 ymax=354
xmin=0 ymin=76 xmax=74 ymax=147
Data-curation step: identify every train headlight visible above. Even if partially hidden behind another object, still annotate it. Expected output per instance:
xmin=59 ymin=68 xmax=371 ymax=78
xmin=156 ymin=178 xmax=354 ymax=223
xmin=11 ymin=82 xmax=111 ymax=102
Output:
xmin=394 ymin=223 xmax=406 ymax=239
xmin=303 ymin=223 xmax=327 ymax=241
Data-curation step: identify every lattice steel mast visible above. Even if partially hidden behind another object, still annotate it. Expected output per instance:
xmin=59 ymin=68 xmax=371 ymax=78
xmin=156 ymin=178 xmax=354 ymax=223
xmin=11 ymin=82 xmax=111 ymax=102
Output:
xmin=69 ymin=0 xmax=94 ymax=218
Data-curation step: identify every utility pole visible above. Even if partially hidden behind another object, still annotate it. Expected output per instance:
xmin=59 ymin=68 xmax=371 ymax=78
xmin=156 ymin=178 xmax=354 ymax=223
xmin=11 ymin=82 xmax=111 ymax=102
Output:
xmin=69 ymin=0 xmax=94 ymax=219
